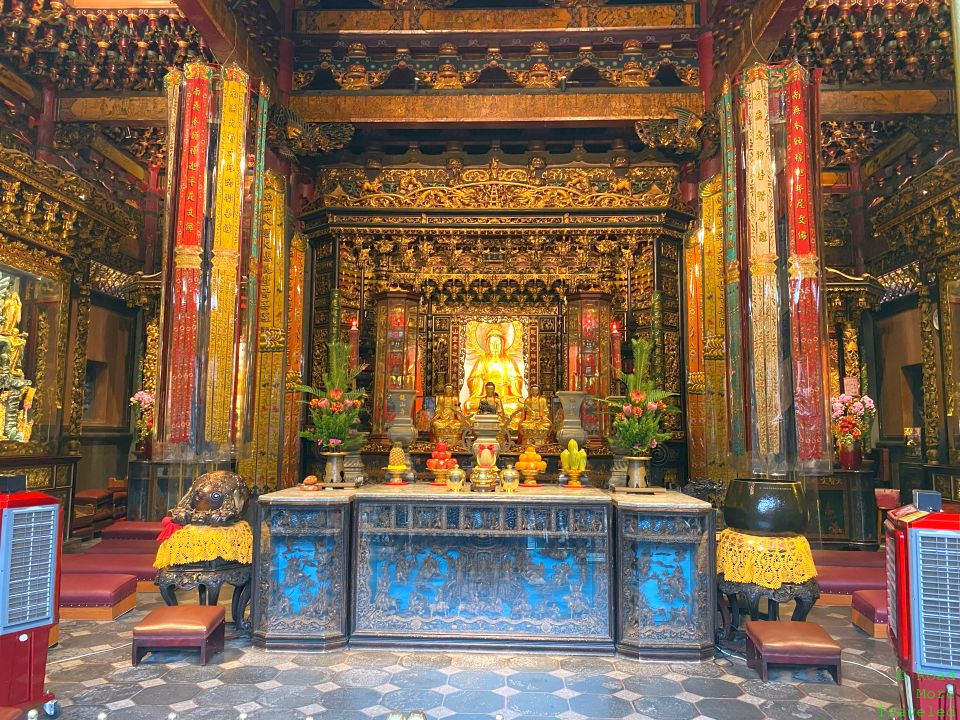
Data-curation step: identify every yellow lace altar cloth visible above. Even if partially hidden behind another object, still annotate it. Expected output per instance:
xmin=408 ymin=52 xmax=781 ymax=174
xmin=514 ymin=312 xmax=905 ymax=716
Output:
xmin=154 ymin=521 xmax=253 ymax=569
xmin=717 ymin=528 xmax=817 ymax=590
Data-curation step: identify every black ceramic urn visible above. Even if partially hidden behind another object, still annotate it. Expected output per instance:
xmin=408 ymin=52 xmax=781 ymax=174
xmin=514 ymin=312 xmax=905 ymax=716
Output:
xmin=722 ymin=477 xmax=809 ymax=535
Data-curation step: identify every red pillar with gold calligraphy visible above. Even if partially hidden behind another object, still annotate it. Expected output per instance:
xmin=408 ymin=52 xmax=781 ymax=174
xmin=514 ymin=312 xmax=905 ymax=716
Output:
xmin=729 ymin=61 xmax=832 ymax=476
xmin=154 ymin=62 xmax=268 ymax=464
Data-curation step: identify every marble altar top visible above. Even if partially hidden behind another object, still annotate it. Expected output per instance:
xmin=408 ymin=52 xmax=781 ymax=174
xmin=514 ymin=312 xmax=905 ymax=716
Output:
xmin=259 ymin=484 xmax=711 ymax=511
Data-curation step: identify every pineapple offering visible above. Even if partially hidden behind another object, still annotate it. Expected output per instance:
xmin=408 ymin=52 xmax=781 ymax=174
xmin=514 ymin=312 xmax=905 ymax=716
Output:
xmin=515 ymin=446 xmax=547 ymax=487
xmin=426 ymin=442 xmax=458 ymax=486
xmin=385 ymin=444 xmax=408 ymax=485
xmin=559 ymin=439 xmax=587 ymax=487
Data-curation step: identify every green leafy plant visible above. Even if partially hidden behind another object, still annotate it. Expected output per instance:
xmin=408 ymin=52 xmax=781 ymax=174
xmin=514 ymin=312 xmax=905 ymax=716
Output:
xmin=297 ymin=341 xmax=367 ymax=451
xmin=605 ymin=337 xmax=677 ymax=455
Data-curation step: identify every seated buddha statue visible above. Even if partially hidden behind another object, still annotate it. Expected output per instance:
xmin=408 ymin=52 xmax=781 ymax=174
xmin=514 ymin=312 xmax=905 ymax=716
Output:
xmin=518 ymin=384 xmax=552 ymax=447
xmin=464 ymin=330 xmax=524 ymax=422
xmin=431 ymin=383 xmax=467 ymax=447
xmin=475 ymin=382 xmax=509 ymax=445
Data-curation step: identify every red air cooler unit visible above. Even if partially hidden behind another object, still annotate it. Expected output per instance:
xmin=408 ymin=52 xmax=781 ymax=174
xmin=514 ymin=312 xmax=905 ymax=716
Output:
xmin=886 ymin=504 xmax=960 ymax=719
xmin=0 ymin=490 xmax=61 ymax=716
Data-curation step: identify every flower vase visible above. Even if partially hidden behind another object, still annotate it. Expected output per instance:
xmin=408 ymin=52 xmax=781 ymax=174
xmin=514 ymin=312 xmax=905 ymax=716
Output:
xmin=625 ymin=456 xmax=650 ymax=489
xmin=134 ymin=436 xmax=152 ymax=461
xmin=837 ymin=440 xmax=863 ymax=471
xmin=322 ymin=451 xmax=347 ymax=484
xmin=555 ymin=390 xmax=587 ymax=447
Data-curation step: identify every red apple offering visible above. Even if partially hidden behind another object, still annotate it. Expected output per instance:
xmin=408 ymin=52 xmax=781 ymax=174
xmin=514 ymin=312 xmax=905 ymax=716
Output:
xmin=429 ymin=442 xmax=458 ymax=485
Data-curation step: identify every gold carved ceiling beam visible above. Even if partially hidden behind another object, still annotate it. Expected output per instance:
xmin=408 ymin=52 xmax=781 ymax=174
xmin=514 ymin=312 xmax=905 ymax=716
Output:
xmin=290 ymin=88 xmax=703 ymax=125
xmin=820 ymin=87 xmax=954 ymax=121
xmin=303 ymin=159 xmax=690 ymax=297
xmin=309 ymin=160 xmax=691 ymax=214
xmin=0 ymin=146 xmax=142 ymax=271
xmin=825 ymin=267 xmax=885 ymax=318
xmin=708 ymin=0 xmax=807 ymax=99
xmin=297 ymin=41 xmax=699 ymax=92
xmin=0 ymin=4 xmax=210 ymax=93
xmin=872 ymin=157 xmax=960 ymax=261
xmin=295 ymin=4 xmax=695 ymax=34
xmin=57 ymin=87 xmax=703 ymax=126
xmin=772 ymin=0 xmax=952 ymax=86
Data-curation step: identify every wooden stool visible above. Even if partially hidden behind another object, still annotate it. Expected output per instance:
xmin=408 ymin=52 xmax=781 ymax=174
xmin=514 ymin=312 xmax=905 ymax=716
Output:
xmin=132 ymin=605 xmax=225 ymax=666
xmin=851 ymin=589 xmax=889 ymax=638
xmin=745 ymin=620 xmax=842 ymax=683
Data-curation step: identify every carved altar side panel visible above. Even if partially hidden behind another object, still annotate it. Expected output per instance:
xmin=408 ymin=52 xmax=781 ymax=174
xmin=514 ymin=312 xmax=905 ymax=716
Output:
xmin=352 ymin=499 xmax=611 ymax=642
xmin=700 ymin=175 xmax=731 ymax=481
xmin=254 ymin=503 xmax=349 ymax=646
xmin=616 ymin=510 xmax=714 ymax=653
xmin=684 ymin=232 xmax=706 ymax=479
xmin=281 ymin=235 xmax=306 ymax=490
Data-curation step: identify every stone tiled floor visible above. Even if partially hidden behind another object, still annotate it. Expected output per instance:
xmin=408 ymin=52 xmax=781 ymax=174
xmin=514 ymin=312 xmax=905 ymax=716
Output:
xmin=46 ymin=594 xmax=900 ymax=720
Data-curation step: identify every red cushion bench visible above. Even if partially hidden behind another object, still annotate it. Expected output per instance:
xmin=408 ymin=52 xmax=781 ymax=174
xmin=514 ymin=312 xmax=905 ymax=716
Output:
xmin=86 ymin=539 xmax=160 ymax=555
xmin=746 ymin=620 xmax=841 ymax=683
xmin=101 ymin=520 xmax=164 ymax=541
xmin=74 ymin=488 xmax=114 ymax=506
xmin=133 ymin=606 xmax=225 ymax=666
xmin=812 ymin=549 xmax=886 ymax=568
xmin=816 ymin=565 xmax=887 ymax=606
xmin=60 ymin=573 xmax=138 ymax=620
xmin=61 ymin=553 xmax=158 ymax=593
xmin=851 ymin=589 xmax=889 ymax=638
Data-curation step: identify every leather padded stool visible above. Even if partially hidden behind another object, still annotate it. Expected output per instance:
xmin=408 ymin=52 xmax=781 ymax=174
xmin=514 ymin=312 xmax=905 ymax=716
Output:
xmin=745 ymin=620 xmax=841 ymax=683
xmin=851 ymin=589 xmax=889 ymax=638
xmin=60 ymin=573 xmax=137 ymax=620
xmin=132 ymin=605 xmax=225 ymax=666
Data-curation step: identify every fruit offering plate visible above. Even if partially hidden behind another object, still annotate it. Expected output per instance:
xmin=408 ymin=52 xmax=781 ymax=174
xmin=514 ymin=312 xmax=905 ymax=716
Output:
xmin=384 ymin=479 xmax=409 ymax=486
xmin=518 ymin=481 xmax=544 ymax=488
xmin=560 ymin=483 xmax=587 ymax=489
xmin=428 ymin=480 xmax=449 ymax=487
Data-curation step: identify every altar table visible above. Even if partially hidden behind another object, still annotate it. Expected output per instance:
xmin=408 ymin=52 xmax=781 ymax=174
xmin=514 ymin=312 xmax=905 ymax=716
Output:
xmin=251 ymin=485 xmax=715 ymax=659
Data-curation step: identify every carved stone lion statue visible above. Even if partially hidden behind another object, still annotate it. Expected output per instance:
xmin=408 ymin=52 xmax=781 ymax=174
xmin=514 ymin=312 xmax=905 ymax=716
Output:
xmin=169 ymin=470 xmax=248 ymax=527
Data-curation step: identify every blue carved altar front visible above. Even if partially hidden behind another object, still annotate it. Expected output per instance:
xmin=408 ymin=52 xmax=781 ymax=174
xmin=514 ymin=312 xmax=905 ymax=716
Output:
xmin=252 ymin=486 xmax=715 ymax=659
xmin=352 ymin=488 xmax=614 ymax=650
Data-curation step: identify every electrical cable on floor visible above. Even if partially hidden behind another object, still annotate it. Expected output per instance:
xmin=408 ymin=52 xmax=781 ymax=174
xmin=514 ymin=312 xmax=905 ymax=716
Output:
xmin=840 ymin=657 xmax=898 ymax=683
xmin=716 ymin=645 xmax=746 ymax=662
xmin=47 ymin=642 xmax=132 ymax=664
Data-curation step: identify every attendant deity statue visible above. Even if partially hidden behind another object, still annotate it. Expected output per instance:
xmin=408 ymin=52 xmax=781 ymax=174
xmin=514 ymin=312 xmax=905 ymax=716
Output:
xmin=431 ymin=383 xmax=467 ymax=446
xmin=464 ymin=328 xmax=524 ymax=420
xmin=518 ymin=384 xmax=552 ymax=447
xmin=0 ymin=281 xmax=33 ymax=442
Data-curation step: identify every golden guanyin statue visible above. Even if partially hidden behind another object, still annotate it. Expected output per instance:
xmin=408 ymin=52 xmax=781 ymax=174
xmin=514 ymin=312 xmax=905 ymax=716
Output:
xmin=431 ymin=383 xmax=467 ymax=447
xmin=518 ymin=384 xmax=552 ymax=447
xmin=463 ymin=324 xmax=525 ymax=421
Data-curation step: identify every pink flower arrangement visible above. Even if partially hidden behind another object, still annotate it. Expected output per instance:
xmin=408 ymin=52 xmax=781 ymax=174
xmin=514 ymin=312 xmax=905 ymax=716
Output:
xmin=831 ymin=393 xmax=876 ymax=448
xmin=129 ymin=390 xmax=155 ymax=442
xmin=298 ymin=341 xmax=367 ymax=451
xmin=605 ymin=338 xmax=677 ymax=455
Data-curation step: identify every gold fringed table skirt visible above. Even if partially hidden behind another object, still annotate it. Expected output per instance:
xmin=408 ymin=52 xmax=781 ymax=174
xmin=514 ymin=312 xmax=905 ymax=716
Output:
xmin=717 ymin=528 xmax=817 ymax=590
xmin=154 ymin=521 xmax=253 ymax=569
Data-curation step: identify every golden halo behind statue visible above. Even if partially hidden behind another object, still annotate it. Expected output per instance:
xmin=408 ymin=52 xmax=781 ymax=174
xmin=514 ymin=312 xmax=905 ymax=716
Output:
xmin=474 ymin=321 xmax=518 ymax=355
